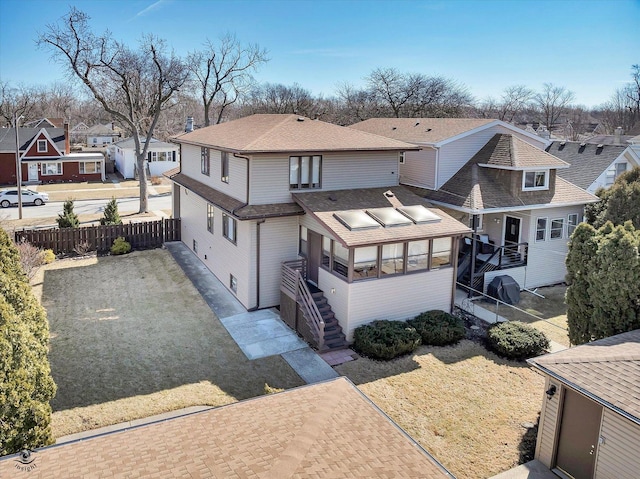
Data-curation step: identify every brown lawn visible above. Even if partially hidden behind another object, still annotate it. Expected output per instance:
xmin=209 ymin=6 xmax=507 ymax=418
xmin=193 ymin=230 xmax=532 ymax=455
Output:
xmin=33 ymin=249 xmax=304 ymax=438
xmin=336 ymin=341 xmax=545 ymax=479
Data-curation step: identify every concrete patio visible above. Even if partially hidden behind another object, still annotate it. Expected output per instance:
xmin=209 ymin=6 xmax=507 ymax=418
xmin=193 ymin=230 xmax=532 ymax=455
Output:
xmin=489 ymin=460 xmax=558 ymax=479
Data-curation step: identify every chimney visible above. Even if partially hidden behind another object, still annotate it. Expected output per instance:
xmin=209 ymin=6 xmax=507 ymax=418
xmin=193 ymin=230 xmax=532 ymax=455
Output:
xmin=185 ymin=116 xmax=194 ymax=133
xmin=614 ymin=127 xmax=623 ymax=145
xmin=64 ymin=120 xmax=70 ymax=155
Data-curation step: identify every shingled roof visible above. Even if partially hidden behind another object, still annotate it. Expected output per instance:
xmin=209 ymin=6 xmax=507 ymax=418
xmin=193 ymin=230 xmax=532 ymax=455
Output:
xmin=172 ymin=114 xmax=418 ymax=154
xmin=0 ymin=128 xmax=65 ymax=153
xmin=528 ymin=329 xmax=640 ymax=424
xmin=547 ymin=141 xmax=627 ymax=190
xmin=416 ymin=134 xmax=595 ymax=212
xmin=0 ymin=378 xmax=454 ymax=478
xmin=293 ymin=186 xmax=470 ymax=247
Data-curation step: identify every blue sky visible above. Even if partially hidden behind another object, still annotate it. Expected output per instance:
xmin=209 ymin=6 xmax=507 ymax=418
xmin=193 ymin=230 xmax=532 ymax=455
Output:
xmin=0 ymin=0 xmax=638 ymax=107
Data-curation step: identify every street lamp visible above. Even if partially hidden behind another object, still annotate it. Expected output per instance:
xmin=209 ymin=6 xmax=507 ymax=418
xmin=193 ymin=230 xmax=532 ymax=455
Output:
xmin=14 ymin=112 xmax=24 ymax=220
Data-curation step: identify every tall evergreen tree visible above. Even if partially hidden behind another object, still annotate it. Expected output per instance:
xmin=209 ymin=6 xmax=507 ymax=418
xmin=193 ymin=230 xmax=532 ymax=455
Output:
xmin=57 ymin=199 xmax=79 ymax=228
xmin=585 ymin=167 xmax=640 ymax=229
xmin=0 ymin=227 xmax=56 ymax=455
xmin=100 ymin=198 xmax=122 ymax=226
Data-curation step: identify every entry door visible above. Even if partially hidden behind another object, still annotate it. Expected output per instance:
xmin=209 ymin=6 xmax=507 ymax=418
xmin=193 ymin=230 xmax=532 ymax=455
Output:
xmin=504 ymin=216 xmax=521 ymax=250
xmin=28 ymin=163 xmax=39 ymax=182
xmin=555 ymin=389 xmax=602 ymax=479
xmin=307 ymin=230 xmax=322 ymax=286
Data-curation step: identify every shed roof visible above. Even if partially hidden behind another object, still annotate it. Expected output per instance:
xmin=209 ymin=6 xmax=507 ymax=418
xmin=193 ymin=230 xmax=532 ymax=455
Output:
xmin=547 ymin=141 xmax=627 ymax=190
xmin=529 ymin=329 xmax=640 ymax=424
xmin=0 ymin=378 xmax=453 ymax=478
xmin=172 ymin=114 xmax=417 ymax=153
xmin=293 ymin=186 xmax=470 ymax=247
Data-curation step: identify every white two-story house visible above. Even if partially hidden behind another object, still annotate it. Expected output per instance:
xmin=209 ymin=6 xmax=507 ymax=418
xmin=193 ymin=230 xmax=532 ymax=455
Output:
xmin=167 ymin=114 xmax=470 ymax=350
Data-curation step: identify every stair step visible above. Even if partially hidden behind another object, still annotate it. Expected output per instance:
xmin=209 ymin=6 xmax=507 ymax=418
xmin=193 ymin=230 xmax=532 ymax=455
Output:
xmin=311 ymin=291 xmax=324 ymax=299
xmin=314 ymin=298 xmax=328 ymax=307
xmin=322 ymin=313 xmax=336 ymax=323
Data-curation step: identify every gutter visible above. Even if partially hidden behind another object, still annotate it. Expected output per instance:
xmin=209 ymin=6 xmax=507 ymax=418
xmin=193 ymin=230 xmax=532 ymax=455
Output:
xmin=231 ymin=153 xmax=250 ymax=217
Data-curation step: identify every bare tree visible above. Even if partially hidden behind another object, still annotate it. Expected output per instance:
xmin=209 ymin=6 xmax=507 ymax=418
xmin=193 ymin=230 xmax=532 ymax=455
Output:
xmin=242 ymin=83 xmax=320 ymax=117
xmin=534 ymin=83 xmax=575 ymax=130
xmin=495 ymin=85 xmax=534 ymax=123
xmin=0 ymin=81 xmax=38 ymax=126
xmin=625 ymin=64 xmax=640 ymax=128
xmin=38 ymin=7 xmax=188 ymax=212
xmin=335 ymin=82 xmax=381 ymax=124
xmin=188 ymin=34 xmax=268 ymax=126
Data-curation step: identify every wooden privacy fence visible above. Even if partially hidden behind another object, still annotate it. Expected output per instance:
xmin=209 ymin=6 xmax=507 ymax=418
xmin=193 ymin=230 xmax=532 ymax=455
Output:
xmin=14 ymin=218 xmax=181 ymax=254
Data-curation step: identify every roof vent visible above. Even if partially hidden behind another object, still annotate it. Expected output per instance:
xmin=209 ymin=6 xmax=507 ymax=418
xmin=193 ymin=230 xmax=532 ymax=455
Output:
xmin=328 ymin=194 xmax=337 ymax=202
xmin=425 ymin=128 xmax=432 ymax=132
xmin=580 ymin=142 xmax=586 ymax=147
xmin=560 ymin=140 xmax=566 ymax=145
xmin=415 ymin=122 xmax=420 ymax=127
xmin=392 ymin=127 xmax=397 ymax=130
xmin=597 ymin=144 xmax=604 ymax=148
xmin=384 ymin=190 xmax=395 ymax=198
xmin=297 ymin=117 xmax=305 ymax=122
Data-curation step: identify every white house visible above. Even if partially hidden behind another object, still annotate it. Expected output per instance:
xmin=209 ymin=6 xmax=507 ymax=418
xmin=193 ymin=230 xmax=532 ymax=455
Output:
xmin=111 ymin=137 xmax=179 ymax=179
xmin=166 ymin=114 xmax=471 ymax=350
xmin=86 ymin=123 xmax=121 ymax=147
xmin=350 ymin=119 xmax=598 ymax=292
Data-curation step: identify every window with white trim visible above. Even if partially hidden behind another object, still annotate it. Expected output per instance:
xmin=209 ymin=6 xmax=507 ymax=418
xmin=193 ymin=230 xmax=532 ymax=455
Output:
xmin=567 ymin=213 xmax=579 ymax=237
xmin=222 ymin=214 xmax=237 ymax=244
xmin=201 ymin=147 xmax=210 ymax=176
xmin=523 ymin=170 xmax=549 ymax=190
xmin=399 ymin=152 xmax=405 ymax=164
xmin=550 ymin=218 xmax=564 ymax=240
xmin=37 ymin=140 xmax=48 ymax=152
xmin=221 ymin=151 xmax=229 ymax=183
xmin=79 ymin=161 xmax=102 ymax=174
xmin=207 ymin=204 xmax=214 ymax=234
xmin=536 ymin=217 xmax=547 ymax=241
xmin=615 ymin=162 xmax=627 ymax=179
xmin=147 ymin=151 xmax=158 ymax=162
xmin=42 ymin=162 xmax=62 ymax=175
xmin=290 ymin=155 xmax=321 ymax=189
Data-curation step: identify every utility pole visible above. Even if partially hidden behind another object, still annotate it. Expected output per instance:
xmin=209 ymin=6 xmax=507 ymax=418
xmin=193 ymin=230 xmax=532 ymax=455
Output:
xmin=13 ymin=112 xmax=23 ymax=219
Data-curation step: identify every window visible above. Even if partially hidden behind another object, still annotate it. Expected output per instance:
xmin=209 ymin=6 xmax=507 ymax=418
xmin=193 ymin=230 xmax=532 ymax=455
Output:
xmin=615 ymin=162 xmax=627 ymax=179
xmin=399 ymin=152 xmax=405 ymax=164
xmin=222 ymin=214 xmax=237 ymax=244
xmin=207 ymin=204 xmax=214 ymax=234
xmin=332 ymin=241 xmax=349 ymax=278
xmin=201 ymin=147 xmax=210 ymax=176
xmin=147 ymin=151 xmax=158 ymax=162
xmin=42 ymin=163 xmax=62 ymax=175
xmin=37 ymin=140 xmax=47 ymax=152
xmin=164 ymin=151 xmax=176 ymax=162
xmin=536 ymin=217 xmax=547 ymax=241
xmin=407 ymin=240 xmax=430 ymax=272
xmin=79 ymin=162 xmax=102 ymax=174
xmin=381 ymin=243 xmax=404 ymax=276
xmin=230 ymin=274 xmax=237 ymax=293
xmin=221 ymin=151 xmax=229 ymax=183
xmin=550 ymin=218 xmax=564 ymax=240
xmin=567 ymin=213 xmax=579 ymax=237
xmin=299 ymin=226 xmax=308 ymax=256
xmin=322 ymin=236 xmax=331 ymax=267
xmin=290 ymin=155 xmax=321 ymax=189
xmin=468 ymin=214 xmax=483 ymax=231
xmin=353 ymin=246 xmax=378 ymax=280
xmin=523 ymin=170 xmax=548 ymax=190
xmin=431 ymin=238 xmax=451 ymax=268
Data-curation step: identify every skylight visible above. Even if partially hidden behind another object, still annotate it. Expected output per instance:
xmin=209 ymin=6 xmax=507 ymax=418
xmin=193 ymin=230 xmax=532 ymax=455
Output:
xmin=366 ymin=207 xmax=413 ymax=227
xmin=397 ymin=205 xmax=441 ymax=224
xmin=333 ymin=211 xmax=381 ymax=231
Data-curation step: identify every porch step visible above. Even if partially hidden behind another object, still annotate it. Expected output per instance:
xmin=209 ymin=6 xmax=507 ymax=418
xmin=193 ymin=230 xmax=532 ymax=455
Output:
xmin=310 ymin=289 xmax=348 ymax=352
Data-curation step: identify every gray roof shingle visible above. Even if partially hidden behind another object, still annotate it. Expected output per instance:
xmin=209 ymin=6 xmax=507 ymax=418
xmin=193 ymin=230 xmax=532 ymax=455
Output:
xmin=0 ymin=128 xmax=65 ymax=153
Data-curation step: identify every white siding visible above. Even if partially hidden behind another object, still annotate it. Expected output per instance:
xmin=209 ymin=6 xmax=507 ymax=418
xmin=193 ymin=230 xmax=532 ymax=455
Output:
xmin=149 ymin=161 xmax=179 ymax=177
xmin=319 ymin=267 xmax=454 ymax=341
xmin=400 ymin=147 xmax=437 ymax=189
xmin=437 ymin=125 xmax=545 ymax=188
xmin=257 ymin=217 xmax=300 ymax=308
xmin=523 ymin=205 xmax=584 ymax=289
xmin=595 ymin=409 xmax=640 ymax=479
xmin=535 ymin=377 xmax=561 ymax=467
xmin=250 ymin=151 xmax=400 ymax=205
xmin=300 ymin=214 xmax=337 ymax=242
xmin=179 ymin=188 xmax=253 ymax=308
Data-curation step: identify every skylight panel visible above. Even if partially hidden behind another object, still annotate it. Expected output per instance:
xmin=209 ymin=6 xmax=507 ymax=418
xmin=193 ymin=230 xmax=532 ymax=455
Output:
xmin=333 ymin=211 xmax=381 ymax=231
xmin=366 ymin=207 xmax=413 ymax=228
xmin=397 ymin=205 xmax=441 ymax=224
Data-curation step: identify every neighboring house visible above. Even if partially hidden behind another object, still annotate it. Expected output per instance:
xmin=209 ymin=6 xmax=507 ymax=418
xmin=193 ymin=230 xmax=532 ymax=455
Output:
xmin=350 ymin=118 xmax=598 ymax=292
xmin=166 ymin=114 xmax=470 ymax=349
xmin=110 ymin=137 xmax=179 ymax=179
xmin=24 ymin=117 xmax=65 ymax=129
xmin=528 ymin=329 xmax=640 ymax=479
xmin=86 ymin=122 xmax=121 ymax=146
xmin=546 ymin=141 xmax=639 ymax=194
xmin=0 ymin=125 xmax=105 ymax=185
xmin=70 ymin=121 xmax=90 ymax=143
xmin=0 ymin=377 xmax=455 ymax=478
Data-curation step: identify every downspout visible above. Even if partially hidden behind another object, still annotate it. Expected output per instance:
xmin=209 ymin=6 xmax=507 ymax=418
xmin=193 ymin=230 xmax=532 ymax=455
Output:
xmin=434 ymin=146 xmax=440 ymax=189
xmin=253 ymin=218 xmax=266 ymax=311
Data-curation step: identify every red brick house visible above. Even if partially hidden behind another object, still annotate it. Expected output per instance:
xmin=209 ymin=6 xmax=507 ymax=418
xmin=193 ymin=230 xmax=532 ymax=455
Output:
xmin=0 ymin=123 xmax=105 ymax=185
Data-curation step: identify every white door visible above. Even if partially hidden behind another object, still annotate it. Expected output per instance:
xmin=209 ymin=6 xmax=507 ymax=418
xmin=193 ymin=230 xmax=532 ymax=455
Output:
xmin=28 ymin=163 xmax=39 ymax=182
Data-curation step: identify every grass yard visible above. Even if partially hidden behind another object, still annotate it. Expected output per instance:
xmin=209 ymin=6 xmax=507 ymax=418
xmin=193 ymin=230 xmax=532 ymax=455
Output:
xmin=33 ymin=249 xmax=304 ymax=438
xmin=479 ymin=285 xmax=570 ymax=346
xmin=337 ymin=340 xmax=545 ymax=479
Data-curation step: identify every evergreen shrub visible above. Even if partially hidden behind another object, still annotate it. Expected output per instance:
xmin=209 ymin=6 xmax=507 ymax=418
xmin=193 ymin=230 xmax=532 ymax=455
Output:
xmin=408 ymin=310 xmax=466 ymax=346
xmin=353 ymin=320 xmax=421 ymax=360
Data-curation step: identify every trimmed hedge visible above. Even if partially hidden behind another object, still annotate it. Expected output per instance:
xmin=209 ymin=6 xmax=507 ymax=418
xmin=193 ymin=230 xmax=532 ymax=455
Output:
xmin=353 ymin=320 xmax=422 ymax=360
xmin=487 ymin=321 xmax=550 ymax=360
xmin=408 ymin=310 xmax=466 ymax=346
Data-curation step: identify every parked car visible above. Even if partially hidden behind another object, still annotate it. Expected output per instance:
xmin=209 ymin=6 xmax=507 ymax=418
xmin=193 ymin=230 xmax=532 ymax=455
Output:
xmin=0 ymin=189 xmax=49 ymax=207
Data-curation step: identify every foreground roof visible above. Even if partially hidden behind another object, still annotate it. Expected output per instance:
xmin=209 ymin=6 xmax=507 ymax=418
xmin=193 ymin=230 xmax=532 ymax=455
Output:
xmin=547 ymin=141 xmax=627 ymax=190
xmin=173 ymin=114 xmax=418 ymax=153
xmin=349 ymin=117 xmax=496 ymax=144
xmin=293 ymin=186 xmax=471 ymax=247
xmin=528 ymin=329 xmax=640 ymax=424
xmin=1 ymin=378 xmax=453 ymax=478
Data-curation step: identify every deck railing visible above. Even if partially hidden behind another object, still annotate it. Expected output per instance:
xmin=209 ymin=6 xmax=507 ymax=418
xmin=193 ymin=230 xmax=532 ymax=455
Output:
xmin=281 ymin=259 xmax=325 ymax=350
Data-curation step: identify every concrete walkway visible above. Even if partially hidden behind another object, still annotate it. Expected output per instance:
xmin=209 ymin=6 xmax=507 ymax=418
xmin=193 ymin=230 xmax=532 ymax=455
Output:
xmin=165 ymin=242 xmax=338 ymax=384
xmin=488 ymin=459 xmax=558 ymax=479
